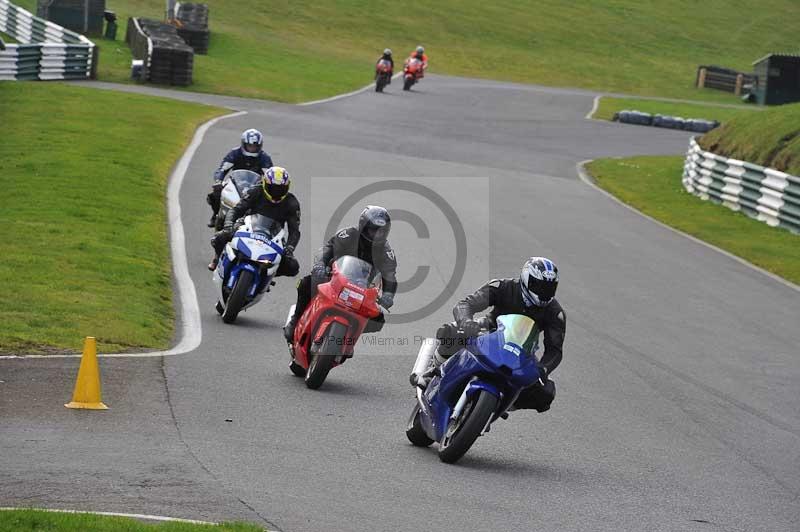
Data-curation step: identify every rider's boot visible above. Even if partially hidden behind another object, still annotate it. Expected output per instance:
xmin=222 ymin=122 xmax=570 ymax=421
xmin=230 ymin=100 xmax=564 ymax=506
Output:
xmin=283 ymin=314 xmax=297 ymax=344
xmin=207 ymin=253 xmax=219 ymax=271
xmin=414 ymin=350 xmax=447 ymax=389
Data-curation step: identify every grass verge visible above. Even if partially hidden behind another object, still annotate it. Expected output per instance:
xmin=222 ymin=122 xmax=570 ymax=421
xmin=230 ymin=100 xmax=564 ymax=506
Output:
xmin=586 ymin=156 xmax=800 ymax=285
xmin=700 ymin=102 xmax=800 ymax=175
xmin=0 ymin=509 xmax=262 ymax=531
xmin=0 ymin=82 xmax=224 ymax=354
xmin=592 ymin=96 xmax=758 ymax=123
xmin=11 ymin=0 xmax=800 ymax=103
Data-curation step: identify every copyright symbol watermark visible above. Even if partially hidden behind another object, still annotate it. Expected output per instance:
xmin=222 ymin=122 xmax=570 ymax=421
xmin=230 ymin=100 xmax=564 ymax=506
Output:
xmin=309 ymin=177 xmax=490 ymax=326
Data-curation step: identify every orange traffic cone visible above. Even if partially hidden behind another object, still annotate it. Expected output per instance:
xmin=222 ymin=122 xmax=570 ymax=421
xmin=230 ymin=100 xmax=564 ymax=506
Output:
xmin=65 ymin=337 xmax=109 ymax=410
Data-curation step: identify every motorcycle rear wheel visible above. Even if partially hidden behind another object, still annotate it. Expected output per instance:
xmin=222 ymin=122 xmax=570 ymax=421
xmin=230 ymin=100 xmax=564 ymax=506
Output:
xmin=304 ymin=321 xmax=346 ymax=389
xmin=221 ymin=269 xmax=253 ymax=324
xmin=438 ymin=390 xmax=498 ymax=464
xmin=376 ymin=76 xmax=386 ymax=92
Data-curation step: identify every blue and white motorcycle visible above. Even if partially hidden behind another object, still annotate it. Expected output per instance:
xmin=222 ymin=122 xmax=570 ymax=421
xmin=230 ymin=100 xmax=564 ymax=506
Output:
xmin=213 ymin=213 xmax=286 ymax=324
xmin=406 ymin=314 xmax=543 ymax=463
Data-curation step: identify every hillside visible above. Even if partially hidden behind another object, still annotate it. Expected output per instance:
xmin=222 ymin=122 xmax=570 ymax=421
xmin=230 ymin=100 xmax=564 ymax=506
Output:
xmin=11 ymin=0 xmax=800 ymax=102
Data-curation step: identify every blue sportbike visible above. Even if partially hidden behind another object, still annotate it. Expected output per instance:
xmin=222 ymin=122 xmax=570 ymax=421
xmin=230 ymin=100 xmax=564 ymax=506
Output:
xmin=213 ymin=214 xmax=286 ymax=324
xmin=406 ymin=314 xmax=543 ymax=463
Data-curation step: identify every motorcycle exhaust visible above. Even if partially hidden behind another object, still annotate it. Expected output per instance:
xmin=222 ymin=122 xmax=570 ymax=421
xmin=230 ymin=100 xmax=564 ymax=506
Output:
xmin=410 ymin=337 xmax=438 ymax=386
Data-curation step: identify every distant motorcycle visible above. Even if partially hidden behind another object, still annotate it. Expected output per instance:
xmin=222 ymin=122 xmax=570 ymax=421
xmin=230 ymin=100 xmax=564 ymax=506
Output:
xmin=375 ymin=58 xmax=393 ymax=92
xmin=406 ymin=314 xmax=544 ymax=463
xmin=403 ymin=57 xmax=424 ymax=91
xmin=213 ymin=214 xmax=286 ymax=324
xmin=285 ymin=256 xmax=386 ymax=389
xmin=214 ymin=169 xmax=262 ymax=230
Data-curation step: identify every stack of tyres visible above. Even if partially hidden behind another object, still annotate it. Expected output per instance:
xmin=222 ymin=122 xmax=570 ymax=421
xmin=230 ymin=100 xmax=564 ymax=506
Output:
xmin=125 ymin=17 xmax=149 ymax=59
xmin=684 ymin=119 xmax=720 ymax=133
xmin=127 ymin=18 xmax=194 ymax=86
xmin=652 ymin=114 xmax=686 ymax=130
xmin=175 ymin=3 xmax=209 ymax=54
xmin=613 ymin=109 xmax=720 ymax=133
xmin=614 ymin=110 xmax=653 ymax=126
xmin=37 ymin=0 xmax=105 ymax=35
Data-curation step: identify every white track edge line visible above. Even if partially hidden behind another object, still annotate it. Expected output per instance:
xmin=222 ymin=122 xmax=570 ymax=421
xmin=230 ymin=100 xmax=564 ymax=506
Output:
xmin=585 ymin=94 xmax=601 ymax=119
xmin=576 ymin=160 xmax=800 ymax=293
xmin=298 ymin=72 xmax=403 ymax=106
xmin=0 ymin=507 xmax=217 ymax=525
xmin=0 ymin=110 xmax=248 ymax=361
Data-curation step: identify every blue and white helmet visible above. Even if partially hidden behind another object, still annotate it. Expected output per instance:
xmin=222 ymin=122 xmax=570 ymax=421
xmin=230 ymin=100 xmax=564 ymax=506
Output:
xmin=240 ymin=128 xmax=263 ymax=157
xmin=520 ymin=257 xmax=559 ymax=307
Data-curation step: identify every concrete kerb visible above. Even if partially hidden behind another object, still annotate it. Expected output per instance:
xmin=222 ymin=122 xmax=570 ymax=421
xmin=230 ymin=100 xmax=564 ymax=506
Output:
xmin=0 ymin=507 xmax=218 ymax=525
xmin=298 ymin=72 xmax=403 ymax=106
xmin=0 ymin=507 xmax=272 ymax=530
xmin=576 ymin=160 xmax=800 ymax=294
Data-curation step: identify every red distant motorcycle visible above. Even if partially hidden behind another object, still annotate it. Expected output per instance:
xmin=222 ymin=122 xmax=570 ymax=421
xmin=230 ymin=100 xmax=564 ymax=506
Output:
xmin=285 ymin=256 xmax=386 ymax=389
xmin=375 ymin=59 xmax=393 ymax=92
xmin=403 ymin=58 xmax=425 ymax=91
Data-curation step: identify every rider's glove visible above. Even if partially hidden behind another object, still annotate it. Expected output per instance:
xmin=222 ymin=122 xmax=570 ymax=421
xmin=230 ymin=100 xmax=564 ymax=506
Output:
xmin=212 ymin=181 xmax=223 ymax=192
xmin=377 ymin=292 xmax=394 ymax=309
xmin=283 ymin=245 xmax=295 ymax=257
xmin=537 ymin=362 xmax=549 ymax=382
xmin=458 ymin=319 xmax=481 ymax=337
xmin=311 ymin=264 xmax=329 ymax=283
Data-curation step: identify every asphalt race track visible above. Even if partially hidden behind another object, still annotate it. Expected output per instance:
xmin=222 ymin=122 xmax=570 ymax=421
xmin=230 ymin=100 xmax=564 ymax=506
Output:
xmin=2 ymin=76 xmax=799 ymax=532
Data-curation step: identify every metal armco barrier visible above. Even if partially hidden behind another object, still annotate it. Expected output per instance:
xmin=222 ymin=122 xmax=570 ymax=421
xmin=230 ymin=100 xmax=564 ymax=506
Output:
xmin=0 ymin=0 xmax=95 ymax=80
xmin=683 ymin=137 xmax=800 ymax=234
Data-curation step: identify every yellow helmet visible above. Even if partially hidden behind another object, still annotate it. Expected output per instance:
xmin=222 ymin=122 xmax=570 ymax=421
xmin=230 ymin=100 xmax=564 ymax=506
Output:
xmin=262 ymin=166 xmax=291 ymax=203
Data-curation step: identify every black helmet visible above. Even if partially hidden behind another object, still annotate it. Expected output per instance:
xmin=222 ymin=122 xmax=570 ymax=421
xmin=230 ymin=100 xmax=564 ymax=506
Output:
xmin=358 ymin=205 xmax=391 ymax=244
xmin=520 ymin=257 xmax=559 ymax=307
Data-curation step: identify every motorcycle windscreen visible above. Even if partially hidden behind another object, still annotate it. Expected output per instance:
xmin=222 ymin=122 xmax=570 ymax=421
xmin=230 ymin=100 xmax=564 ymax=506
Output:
xmin=334 ymin=256 xmax=380 ymax=289
xmin=248 ymin=214 xmax=282 ymax=238
xmin=475 ymin=314 xmax=539 ymax=360
xmin=228 ymin=169 xmax=262 ymax=195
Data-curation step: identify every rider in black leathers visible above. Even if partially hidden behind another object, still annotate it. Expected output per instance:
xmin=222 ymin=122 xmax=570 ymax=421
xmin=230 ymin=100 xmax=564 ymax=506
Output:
xmin=206 ymin=128 xmax=273 ymax=227
xmin=375 ymin=48 xmax=394 ymax=74
xmin=431 ymin=257 xmax=565 ymax=412
xmin=208 ymin=167 xmax=300 ymax=277
xmin=284 ymin=205 xmax=398 ymax=343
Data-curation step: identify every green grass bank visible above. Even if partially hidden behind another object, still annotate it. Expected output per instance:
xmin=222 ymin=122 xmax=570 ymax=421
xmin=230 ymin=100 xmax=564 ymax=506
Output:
xmin=0 ymin=509 xmax=262 ymax=531
xmin=699 ymin=102 xmax=800 ymax=176
xmin=12 ymin=0 xmax=800 ymax=102
xmin=0 ymin=82 xmax=224 ymax=354
xmin=586 ymin=156 xmax=800 ymax=285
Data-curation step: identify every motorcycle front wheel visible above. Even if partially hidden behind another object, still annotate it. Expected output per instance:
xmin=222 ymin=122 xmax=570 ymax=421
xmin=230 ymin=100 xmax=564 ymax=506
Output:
xmin=221 ymin=269 xmax=253 ymax=324
xmin=403 ymin=77 xmax=413 ymax=91
xmin=304 ymin=321 xmax=346 ymax=389
xmin=438 ymin=390 xmax=498 ymax=464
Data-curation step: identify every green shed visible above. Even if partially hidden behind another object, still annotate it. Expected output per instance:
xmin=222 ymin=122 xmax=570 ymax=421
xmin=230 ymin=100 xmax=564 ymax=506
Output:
xmin=752 ymin=53 xmax=800 ymax=105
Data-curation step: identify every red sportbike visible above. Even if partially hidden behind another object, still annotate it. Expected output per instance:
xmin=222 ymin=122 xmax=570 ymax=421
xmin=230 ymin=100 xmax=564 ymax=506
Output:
xmin=285 ymin=256 xmax=385 ymax=389
xmin=375 ymin=59 xmax=393 ymax=92
xmin=403 ymin=57 xmax=425 ymax=91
